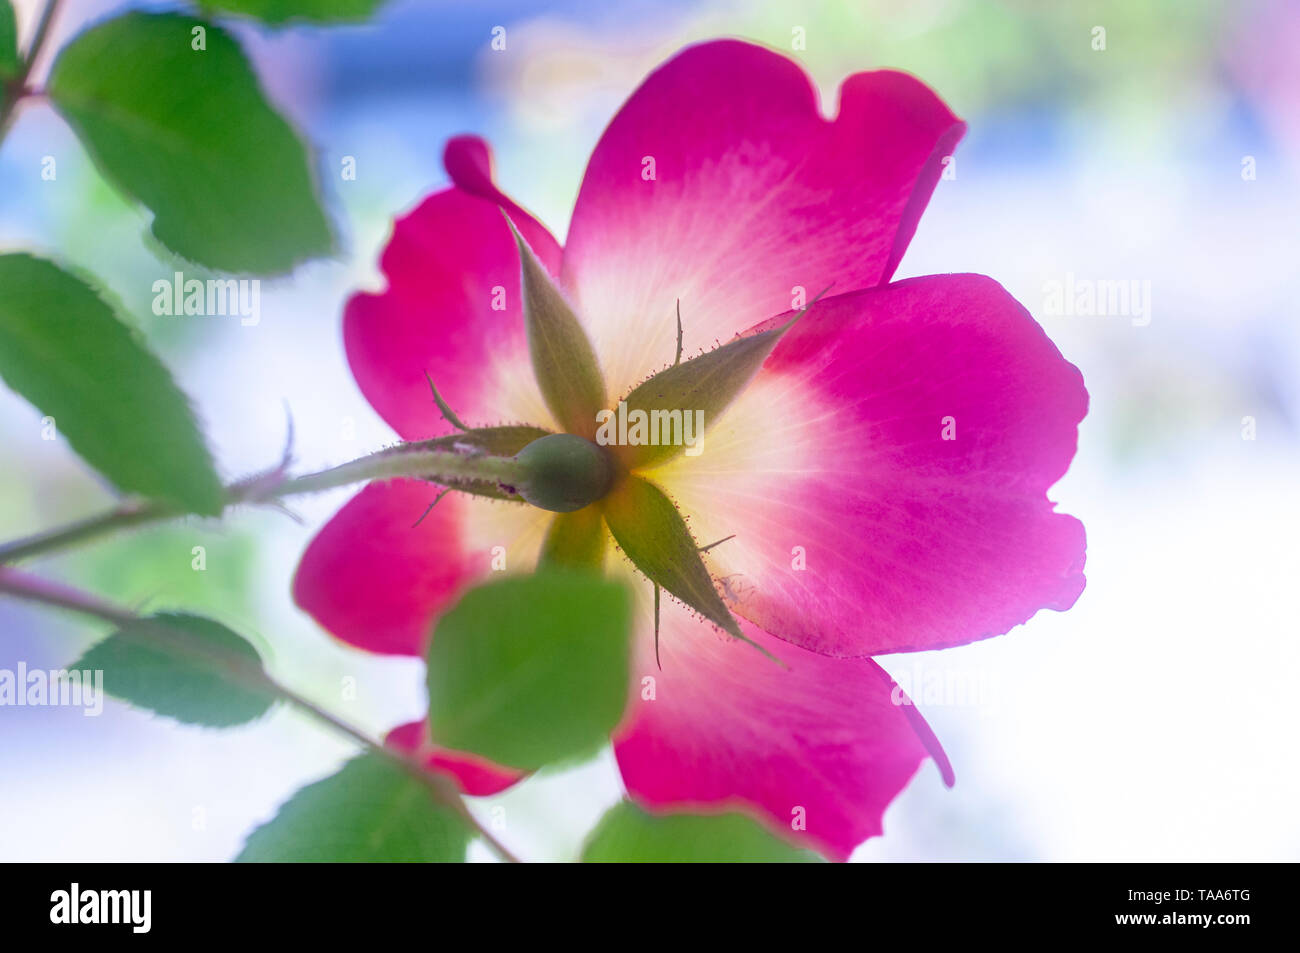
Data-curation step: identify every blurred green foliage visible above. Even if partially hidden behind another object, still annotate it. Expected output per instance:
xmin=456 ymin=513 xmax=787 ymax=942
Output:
xmin=583 ymin=801 xmax=825 ymax=862
xmin=427 ymin=570 xmax=632 ymax=770
xmin=49 ymin=12 xmax=334 ymax=275
xmin=237 ymin=753 xmax=471 ymax=861
xmin=202 ymin=0 xmax=387 ymax=27
xmin=0 ymin=253 xmax=224 ymax=514
xmin=76 ymin=611 xmax=274 ymax=726
xmin=0 ymin=0 xmax=18 ymax=80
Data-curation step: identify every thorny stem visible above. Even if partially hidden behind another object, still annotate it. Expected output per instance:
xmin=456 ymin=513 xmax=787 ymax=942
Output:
xmin=0 ymin=566 xmax=523 ymax=863
xmin=0 ymin=441 xmax=528 ymax=565
xmin=276 ymin=444 xmax=526 ymax=496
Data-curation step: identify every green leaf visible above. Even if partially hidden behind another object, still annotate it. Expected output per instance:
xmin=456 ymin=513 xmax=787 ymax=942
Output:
xmin=427 ymin=570 xmax=632 ymax=770
xmin=615 ymin=307 xmax=810 ymax=469
xmin=237 ymin=753 xmax=470 ymax=862
xmin=582 ymin=802 xmax=824 ymax=863
xmin=0 ymin=0 xmax=18 ymax=80
xmin=510 ymin=221 xmax=606 ymax=437
xmin=48 ymin=12 xmax=332 ymax=275
xmin=0 ymin=254 xmax=224 ymax=514
xmin=75 ymin=611 xmax=273 ymax=727
xmin=199 ymin=0 xmax=386 ymax=26
xmin=602 ymin=475 xmax=743 ymax=639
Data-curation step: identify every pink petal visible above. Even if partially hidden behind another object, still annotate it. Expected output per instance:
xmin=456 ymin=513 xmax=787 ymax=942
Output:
xmin=293 ymin=479 xmax=554 ymax=657
xmin=614 ymin=598 xmax=949 ymax=861
xmin=653 ymin=274 xmax=1087 ymax=657
xmin=344 ymin=138 xmax=561 ymax=440
xmin=292 ymin=480 xmax=481 ymax=657
xmin=562 ymin=39 xmax=964 ymax=397
xmin=385 ymin=719 xmax=524 ymax=797
xmin=443 ymin=135 xmax=562 ymax=274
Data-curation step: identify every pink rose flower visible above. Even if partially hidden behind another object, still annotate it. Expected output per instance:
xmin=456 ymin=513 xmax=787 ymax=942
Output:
xmin=294 ymin=40 xmax=1087 ymax=860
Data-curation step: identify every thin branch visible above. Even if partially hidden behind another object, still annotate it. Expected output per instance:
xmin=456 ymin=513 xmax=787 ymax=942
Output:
xmin=274 ymin=444 xmax=525 ymax=497
xmin=0 ymin=501 xmax=175 ymax=565
xmin=0 ymin=566 xmax=522 ymax=863
xmin=24 ymin=0 xmax=63 ymax=68
xmin=0 ymin=0 xmax=63 ymax=139
xmin=0 ymin=567 xmax=134 ymax=623
xmin=0 ymin=442 xmax=528 ymax=565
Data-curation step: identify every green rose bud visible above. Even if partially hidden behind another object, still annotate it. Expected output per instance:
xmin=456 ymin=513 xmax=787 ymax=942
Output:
xmin=515 ymin=433 xmax=614 ymax=513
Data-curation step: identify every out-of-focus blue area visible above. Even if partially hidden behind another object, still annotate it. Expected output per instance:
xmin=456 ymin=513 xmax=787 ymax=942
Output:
xmin=1 ymin=0 xmax=1298 ymax=861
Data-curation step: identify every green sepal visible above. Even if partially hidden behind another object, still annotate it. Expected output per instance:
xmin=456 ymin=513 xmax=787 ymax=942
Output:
xmin=615 ymin=295 xmax=823 ymax=469
xmin=509 ymin=218 xmax=606 ymax=437
xmin=602 ymin=475 xmax=780 ymax=664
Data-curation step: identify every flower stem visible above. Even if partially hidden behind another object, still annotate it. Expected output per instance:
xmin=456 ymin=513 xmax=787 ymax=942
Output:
xmin=276 ymin=444 xmax=526 ymax=497
xmin=0 ymin=442 xmax=528 ymax=565
xmin=0 ymin=566 xmax=523 ymax=863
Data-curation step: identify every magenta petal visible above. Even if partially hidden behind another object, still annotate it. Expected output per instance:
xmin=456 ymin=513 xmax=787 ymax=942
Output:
xmin=344 ymin=141 xmax=561 ymax=440
xmin=385 ymin=719 xmax=524 ymax=797
xmin=614 ymin=601 xmax=946 ymax=861
xmin=292 ymin=480 xmax=481 ymax=657
xmin=657 ymin=274 xmax=1087 ymax=658
xmin=443 ymin=135 xmax=562 ymax=276
xmin=561 ymin=39 xmax=964 ymax=396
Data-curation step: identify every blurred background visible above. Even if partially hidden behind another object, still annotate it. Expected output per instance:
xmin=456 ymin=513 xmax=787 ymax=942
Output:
xmin=1 ymin=0 xmax=1297 ymax=861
